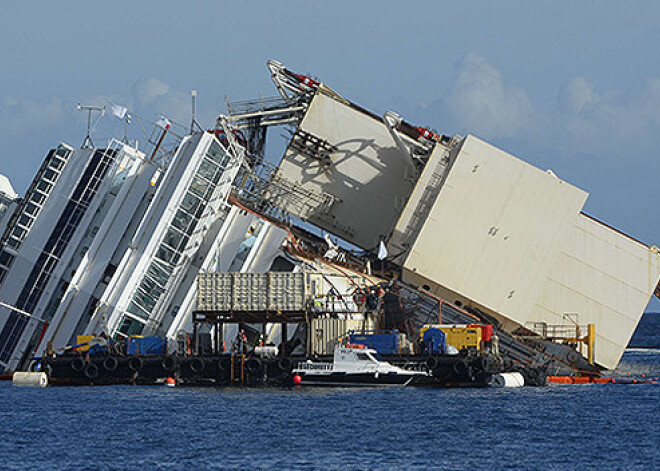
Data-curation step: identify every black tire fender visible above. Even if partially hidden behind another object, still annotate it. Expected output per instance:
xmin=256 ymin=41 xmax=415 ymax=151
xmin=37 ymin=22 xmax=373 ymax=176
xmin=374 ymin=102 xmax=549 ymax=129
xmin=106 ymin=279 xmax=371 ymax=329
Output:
xmin=246 ymin=357 xmax=262 ymax=375
xmin=277 ymin=357 xmax=293 ymax=372
xmin=566 ymin=350 xmax=580 ymax=365
xmin=162 ymin=356 xmax=177 ymax=373
xmin=103 ymin=356 xmax=118 ymax=372
xmin=84 ymin=362 xmax=100 ymax=380
xmin=453 ymin=358 xmax=468 ymax=375
xmin=426 ymin=356 xmax=439 ymax=370
xmin=217 ymin=356 xmax=230 ymax=374
xmin=189 ymin=357 xmax=205 ymax=374
xmin=128 ymin=357 xmax=143 ymax=372
xmin=71 ymin=357 xmax=86 ymax=372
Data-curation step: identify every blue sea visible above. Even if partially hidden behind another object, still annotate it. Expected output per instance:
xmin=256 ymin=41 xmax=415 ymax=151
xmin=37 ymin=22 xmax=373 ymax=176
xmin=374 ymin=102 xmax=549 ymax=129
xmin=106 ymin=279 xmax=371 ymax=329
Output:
xmin=1 ymin=317 xmax=659 ymax=470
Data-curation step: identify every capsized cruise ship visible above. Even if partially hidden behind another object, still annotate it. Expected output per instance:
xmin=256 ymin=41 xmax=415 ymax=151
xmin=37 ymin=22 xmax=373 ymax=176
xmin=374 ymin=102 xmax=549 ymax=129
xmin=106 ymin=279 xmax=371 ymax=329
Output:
xmin=0 ymin=60 xmax=658 ymax=374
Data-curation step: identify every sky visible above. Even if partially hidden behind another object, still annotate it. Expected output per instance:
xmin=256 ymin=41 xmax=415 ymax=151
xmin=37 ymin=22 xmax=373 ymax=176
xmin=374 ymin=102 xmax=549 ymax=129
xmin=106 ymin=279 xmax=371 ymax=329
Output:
xmin=1 ymin=2 xmax=660 ymax=298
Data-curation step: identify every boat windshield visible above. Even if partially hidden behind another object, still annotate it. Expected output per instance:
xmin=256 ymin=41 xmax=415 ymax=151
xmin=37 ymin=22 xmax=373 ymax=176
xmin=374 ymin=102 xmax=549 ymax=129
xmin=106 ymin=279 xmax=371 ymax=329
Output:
xmin=356 ymin=352 xmax=373 ymax=362
xmin=371 ymin=352 xmax=384 ymax=361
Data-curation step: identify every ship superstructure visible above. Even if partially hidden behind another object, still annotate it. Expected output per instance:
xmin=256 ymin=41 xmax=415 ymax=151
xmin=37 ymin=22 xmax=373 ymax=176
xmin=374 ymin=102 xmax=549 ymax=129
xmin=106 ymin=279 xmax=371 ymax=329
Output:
xmin=0 ymin=142 xmax=128 ymax=371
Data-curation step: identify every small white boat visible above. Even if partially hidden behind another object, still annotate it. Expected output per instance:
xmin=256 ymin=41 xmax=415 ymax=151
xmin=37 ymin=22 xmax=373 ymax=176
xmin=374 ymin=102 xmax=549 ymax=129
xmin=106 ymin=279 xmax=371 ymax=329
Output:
xmin=292 ymin=344 xmax=428 ymax=387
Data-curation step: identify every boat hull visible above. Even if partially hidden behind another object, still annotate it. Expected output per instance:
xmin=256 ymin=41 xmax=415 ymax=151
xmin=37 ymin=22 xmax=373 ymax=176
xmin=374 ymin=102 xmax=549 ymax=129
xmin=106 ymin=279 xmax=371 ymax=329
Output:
xmin=294 ymin=371 xmax=424 ymax=387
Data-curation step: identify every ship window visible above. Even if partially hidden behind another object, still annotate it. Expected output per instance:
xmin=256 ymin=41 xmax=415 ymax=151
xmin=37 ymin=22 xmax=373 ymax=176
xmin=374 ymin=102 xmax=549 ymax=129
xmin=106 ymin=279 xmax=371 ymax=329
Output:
xmin=135 ymin=290 xmax=158 ymax=312
xmin=180 ymin=192 xmax=202 ymax=216
xmin=25 ymin=203 xmax=39 ymax=216
xmin=43 ymin=169 xmax=57 ymax=182
xmin=118 ymin=316 xmax=145 ymax=336
xmin=55 ymin=147 xmax=70 ymax=158
xmin=138 ymin=276 xmax=161 ymax=295
xmin=197 ymin=159 xmax=220 ymax=183
xmin=147 ymin=260 xmax=173 ymax=285
xmin=127 ymin=301 xmax=150 ymax=320
xmin=102 ymin=264 xmax=116 ymax=284
xmin=356 ymin=353 xmax=371 ymax=361
xmin=0 ymin=251 xmax=14 ymax=267
xmin=30 ymin=192 xmax=46 ymax=205
xmin=11 ymin=227 xmax=27 ymax=240
xmin=163 ymin=228 xmax=187 ymax=252
xmin=189 ymin=175 xmax=212 ymax=199
xmin=206 ymin=141 xmax=227 ymax=165
xmin=37 ymin=181 xmax=52 ymax=193
xmin=50 ymin=158 xmax=65 ymax=171
xmin=172 ymin=209 xmax=194 ymax=234
xmin=18 ymin=215 xmax=33 ymax=228
xmin=156 ymin=243 xmax=180 ymax=265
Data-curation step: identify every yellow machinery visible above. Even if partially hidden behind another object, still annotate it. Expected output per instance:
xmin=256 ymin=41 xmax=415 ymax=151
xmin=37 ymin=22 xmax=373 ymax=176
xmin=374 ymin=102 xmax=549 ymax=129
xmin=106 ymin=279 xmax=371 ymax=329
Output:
xmin=420 ymin=325 xmax=483 ymax=352
xmin=75 ymin=335 xmax=95 ymax=353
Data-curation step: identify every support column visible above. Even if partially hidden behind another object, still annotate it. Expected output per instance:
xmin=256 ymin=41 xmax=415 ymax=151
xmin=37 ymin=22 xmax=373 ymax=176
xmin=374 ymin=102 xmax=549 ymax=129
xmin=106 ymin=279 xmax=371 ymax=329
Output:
xmin=281 ymin=322 xmax=287 ymax=357
xmin=192 ymin=317 xmax=198 ymax=356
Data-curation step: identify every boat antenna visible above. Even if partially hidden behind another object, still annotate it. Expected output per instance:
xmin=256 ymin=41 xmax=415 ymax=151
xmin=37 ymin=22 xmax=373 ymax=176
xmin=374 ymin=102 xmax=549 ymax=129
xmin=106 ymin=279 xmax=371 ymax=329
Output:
xmin=77 ymin=103 xmax=105 ymax=149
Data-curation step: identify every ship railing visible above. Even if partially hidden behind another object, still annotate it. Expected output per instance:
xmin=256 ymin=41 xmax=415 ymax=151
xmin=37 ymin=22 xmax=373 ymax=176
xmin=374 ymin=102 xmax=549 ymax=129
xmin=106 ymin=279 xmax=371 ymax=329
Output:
xmin=525 ymin=322 xmax=589 ymax=341
xmin=226 ymin=96 xmax=293 ymax=116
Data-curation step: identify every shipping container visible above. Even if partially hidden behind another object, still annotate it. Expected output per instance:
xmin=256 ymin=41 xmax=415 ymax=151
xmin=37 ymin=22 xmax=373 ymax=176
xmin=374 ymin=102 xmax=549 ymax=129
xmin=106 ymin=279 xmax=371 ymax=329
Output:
xmin=310 ymin=317 xmax=375 ymax=355
xmin=196 ymin=271 xmax=322 ymax=312
xmin=347 ymin=330 xmax=400 ymax=354
xmin=127 ymin=336 xmax=166 ymax=355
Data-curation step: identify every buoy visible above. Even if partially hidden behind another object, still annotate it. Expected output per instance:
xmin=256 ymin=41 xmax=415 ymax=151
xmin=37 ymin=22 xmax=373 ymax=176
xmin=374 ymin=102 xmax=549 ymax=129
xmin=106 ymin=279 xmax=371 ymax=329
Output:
xmin=13 ymin=372 xmax=48 ymax=387
xmin=165 ymin=377 xmax=176 ymax=388
xmin=293 ymin=374 xmax=302 ymax=385
xmin=490 ymin=372 xmax=524 ymax=388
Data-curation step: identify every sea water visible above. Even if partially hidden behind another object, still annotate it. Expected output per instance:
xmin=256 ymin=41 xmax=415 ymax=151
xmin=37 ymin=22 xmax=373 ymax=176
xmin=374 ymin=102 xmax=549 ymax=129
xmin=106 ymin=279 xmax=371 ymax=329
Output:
xmin=1 ymin=343 xmax=659 ymax=469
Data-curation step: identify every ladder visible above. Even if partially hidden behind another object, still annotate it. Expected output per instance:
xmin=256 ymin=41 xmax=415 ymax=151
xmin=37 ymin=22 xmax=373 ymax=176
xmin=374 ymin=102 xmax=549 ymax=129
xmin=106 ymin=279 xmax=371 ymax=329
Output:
xmin=230 ymin=354 xmax=245 ymax=386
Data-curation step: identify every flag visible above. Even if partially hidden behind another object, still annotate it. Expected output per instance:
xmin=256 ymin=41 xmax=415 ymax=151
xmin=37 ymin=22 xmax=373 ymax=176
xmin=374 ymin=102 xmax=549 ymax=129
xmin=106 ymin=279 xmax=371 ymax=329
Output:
xmin=110 ymin=104 xmax=128 ymax=119
xmin=377 ymin=240 xmax=388 ymax=260
xmin=323 ymin=233 xmax=338 ymax=260
xmin=323 ymin=233 xmax=336 ymax=249
xmin=156 ymin=116 xmax=171 ymax=129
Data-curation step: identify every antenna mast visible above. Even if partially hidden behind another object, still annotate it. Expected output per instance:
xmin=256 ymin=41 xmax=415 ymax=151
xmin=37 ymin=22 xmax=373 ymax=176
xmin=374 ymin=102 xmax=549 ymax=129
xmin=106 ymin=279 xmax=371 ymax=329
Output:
xmin=77 ymin=103 xmax=105 ymax=148
xmin=191 ymin=90 xmax=198 ymax=134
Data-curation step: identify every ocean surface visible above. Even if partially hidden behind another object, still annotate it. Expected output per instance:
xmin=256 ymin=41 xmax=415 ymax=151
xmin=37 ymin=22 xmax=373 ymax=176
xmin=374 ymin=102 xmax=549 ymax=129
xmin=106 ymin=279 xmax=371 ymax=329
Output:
xmin=1 ymin=317 xmax=659 ymax=470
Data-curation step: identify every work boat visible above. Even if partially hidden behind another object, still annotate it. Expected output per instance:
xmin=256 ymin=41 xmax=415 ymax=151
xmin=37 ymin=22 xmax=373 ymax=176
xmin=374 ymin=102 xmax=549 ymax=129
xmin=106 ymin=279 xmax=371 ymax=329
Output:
xmin=292 ymin=344 xmax=428 ymax=387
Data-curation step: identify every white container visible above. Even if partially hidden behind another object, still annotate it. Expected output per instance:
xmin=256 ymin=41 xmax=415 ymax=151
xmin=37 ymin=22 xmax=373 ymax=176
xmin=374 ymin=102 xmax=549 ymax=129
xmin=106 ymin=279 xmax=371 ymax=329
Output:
xmin=490 ymin=372 xmax=524 ymax=388
xmin=13 ymin=372 xmax=48 ymax=387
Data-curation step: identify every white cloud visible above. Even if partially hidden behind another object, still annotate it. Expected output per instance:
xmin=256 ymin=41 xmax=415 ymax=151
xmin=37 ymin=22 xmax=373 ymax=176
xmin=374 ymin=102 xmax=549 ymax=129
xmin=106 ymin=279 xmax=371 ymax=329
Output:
xmin=444 ymin=53 xmax=535 ymax=139
xmin=131 ymin=78 xmax=170 ymax=106
xmin=131 ymin=78 xmax=191 ymax=126
xmin=553 ymin=76 xmax=660 ymax=157
xmin=414 ymin=54 xmax=660 ymax=164
xmin=558 ymin=76 xmax=599 ymax=114
xmin=0 ymin=96 xmax=68 ymax=138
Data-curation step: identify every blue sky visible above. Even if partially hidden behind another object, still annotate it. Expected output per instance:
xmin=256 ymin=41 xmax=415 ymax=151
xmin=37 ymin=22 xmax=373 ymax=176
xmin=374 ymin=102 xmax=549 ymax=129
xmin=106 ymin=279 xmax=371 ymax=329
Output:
xmin=1 ymin=1 xmax=660 ymax=256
